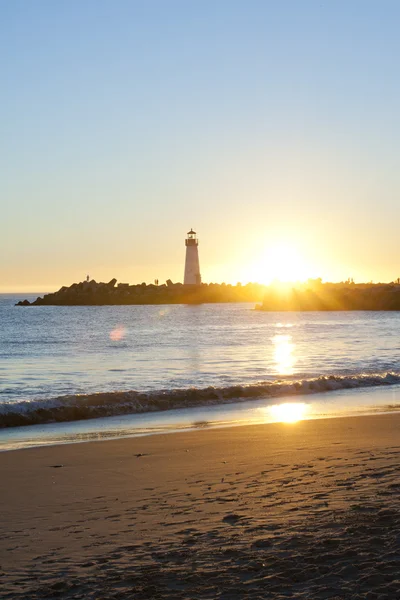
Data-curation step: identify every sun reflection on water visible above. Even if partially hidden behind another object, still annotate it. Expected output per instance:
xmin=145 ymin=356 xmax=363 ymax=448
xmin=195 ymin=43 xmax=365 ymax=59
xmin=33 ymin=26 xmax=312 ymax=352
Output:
xmin=272 ymin=334 xmax=295 ymax=375
xmin=270 ymin=402 xmax=308 ymax=423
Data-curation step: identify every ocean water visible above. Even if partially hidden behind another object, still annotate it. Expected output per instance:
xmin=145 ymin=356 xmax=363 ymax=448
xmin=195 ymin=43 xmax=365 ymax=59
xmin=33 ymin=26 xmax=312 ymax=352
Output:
xmin=1 ymin=294 xmax=400 ymax=449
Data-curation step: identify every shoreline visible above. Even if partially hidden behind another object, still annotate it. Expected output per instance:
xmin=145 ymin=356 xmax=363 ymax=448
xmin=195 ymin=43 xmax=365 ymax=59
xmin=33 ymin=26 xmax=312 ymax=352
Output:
xmin=0 ymin=406 xmax=399 ymax=454
xmin=1 ymin=382 xmax=400 ymax=452
xmin=2 ymin=372 xmax=400 ymax=431
xmin=1 ymin=413 xmax=400 ymax=598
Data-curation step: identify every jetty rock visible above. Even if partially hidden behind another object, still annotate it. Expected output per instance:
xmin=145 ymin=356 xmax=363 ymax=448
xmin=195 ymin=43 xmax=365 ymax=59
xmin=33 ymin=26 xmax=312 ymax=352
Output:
xmin=15 ymin=280 xmax=266 ymax=306
xmin=17 ymin=299 xmax=31 ymax=306
xmin=256 ymin=281 xmax=400 ymax=311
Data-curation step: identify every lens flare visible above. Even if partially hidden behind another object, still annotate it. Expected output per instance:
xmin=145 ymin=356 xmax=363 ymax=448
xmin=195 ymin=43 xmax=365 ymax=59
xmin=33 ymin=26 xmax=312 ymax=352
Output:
xmin=109 ymin=326 xmax=125 ymax=341
xmin=270 ymin=402 xmax=307 ymax=423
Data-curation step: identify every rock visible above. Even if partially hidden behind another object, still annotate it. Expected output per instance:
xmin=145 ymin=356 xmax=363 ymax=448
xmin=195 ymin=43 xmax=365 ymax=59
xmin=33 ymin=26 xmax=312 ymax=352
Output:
xmin=222 ymin=513 xmax=243 ymax=524
xmin=16 ymin=299 xmax=31 ymax=306
xmin=82 ymin=279 xmax=98 ymax=292
xmin=252 ymin=538 xmax=273 ymax=548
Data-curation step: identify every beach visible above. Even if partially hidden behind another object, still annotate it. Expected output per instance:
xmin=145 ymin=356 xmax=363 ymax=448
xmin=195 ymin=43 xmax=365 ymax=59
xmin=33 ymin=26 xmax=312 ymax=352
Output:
xmin=4 ymin=2 xmax=400 ymax=598
xmin=1 ymin=412 xmax=400 ymax=599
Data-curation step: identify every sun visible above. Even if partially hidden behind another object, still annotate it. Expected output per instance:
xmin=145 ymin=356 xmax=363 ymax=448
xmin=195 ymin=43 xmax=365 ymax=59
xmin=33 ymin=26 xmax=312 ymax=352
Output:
xmin=247 ymin=241 xmax=315 ymax=284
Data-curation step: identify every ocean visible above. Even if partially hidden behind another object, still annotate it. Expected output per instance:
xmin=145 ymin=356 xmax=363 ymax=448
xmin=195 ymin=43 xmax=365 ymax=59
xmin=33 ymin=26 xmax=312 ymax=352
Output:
xmin=1 ymin=294 xmax=400 ymax=450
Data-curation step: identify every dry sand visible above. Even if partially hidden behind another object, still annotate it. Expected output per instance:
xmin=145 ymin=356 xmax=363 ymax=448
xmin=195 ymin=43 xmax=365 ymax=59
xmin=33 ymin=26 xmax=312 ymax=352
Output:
xmin=1 ymin=413 xmax=400 ymax=599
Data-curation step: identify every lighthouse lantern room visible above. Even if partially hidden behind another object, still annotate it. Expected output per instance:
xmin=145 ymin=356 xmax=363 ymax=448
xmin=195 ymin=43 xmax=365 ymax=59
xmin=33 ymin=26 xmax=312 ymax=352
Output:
xmin=184 ymin=229 xmax=201 ymax=285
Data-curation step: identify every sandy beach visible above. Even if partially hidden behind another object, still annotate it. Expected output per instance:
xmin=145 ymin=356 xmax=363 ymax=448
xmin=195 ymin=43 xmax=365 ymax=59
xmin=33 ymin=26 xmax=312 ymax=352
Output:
xmin=1 ymin=413 xmax=400 ymax=599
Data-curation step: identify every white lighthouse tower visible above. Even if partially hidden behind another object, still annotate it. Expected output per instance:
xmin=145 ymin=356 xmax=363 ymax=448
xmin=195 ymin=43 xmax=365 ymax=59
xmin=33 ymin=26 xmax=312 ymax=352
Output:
xmin=184 ymin=229 xmax=201 ymax=285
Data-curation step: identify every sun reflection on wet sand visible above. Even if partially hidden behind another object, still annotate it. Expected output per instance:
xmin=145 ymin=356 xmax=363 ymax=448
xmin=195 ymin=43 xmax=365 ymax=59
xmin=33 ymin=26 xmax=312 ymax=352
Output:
xmin=269 ymin=402 xmax=308 ymax=423
xmin=272 ymin=334 xmax=295 ymax=375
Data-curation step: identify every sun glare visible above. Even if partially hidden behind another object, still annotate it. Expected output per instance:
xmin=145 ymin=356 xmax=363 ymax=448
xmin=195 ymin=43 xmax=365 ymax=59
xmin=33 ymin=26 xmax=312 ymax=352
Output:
xmin=272 ymin=334 xmax=295 ymax=375
xmin=270 ymin=402 xmax=307 ymax=423
xmin=248 ymin=242 xmax=315 ymax=284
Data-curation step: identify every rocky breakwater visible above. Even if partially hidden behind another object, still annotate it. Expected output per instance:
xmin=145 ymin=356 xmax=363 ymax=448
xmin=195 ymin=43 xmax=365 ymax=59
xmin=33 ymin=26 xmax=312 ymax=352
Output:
xmin=16 ymin=279 xmax=266 ymax=306
xmin=256 ymin=281 xmax=400 ymax=311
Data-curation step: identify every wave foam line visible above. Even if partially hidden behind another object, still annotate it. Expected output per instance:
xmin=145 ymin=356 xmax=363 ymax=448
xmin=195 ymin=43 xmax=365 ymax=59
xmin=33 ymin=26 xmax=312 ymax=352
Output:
xmin=1 ymin=372 xmax=400 ymax=428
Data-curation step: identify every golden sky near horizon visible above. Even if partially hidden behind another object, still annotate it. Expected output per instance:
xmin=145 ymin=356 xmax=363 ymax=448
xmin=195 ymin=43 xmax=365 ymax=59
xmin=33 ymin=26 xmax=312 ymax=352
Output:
xmin=2 ymin=2 xmax=400 ymax=293
xmin=2 ymin=222 xmax=398 ymax=294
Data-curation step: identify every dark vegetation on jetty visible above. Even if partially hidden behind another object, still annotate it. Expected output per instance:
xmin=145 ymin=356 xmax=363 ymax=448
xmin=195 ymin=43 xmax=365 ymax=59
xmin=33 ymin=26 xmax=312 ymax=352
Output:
xmin=257 ymin=279 xmax=400 ymax=311
xmin=16 ymin=279 xmax=265 ymax=306
xmin=16 ymin=278 xmax=400 ymax=309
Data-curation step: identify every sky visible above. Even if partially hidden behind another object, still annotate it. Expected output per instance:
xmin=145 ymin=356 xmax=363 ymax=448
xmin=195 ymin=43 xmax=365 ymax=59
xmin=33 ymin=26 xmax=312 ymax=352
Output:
xmin=2 ymin=0 xmax=400 ymax=292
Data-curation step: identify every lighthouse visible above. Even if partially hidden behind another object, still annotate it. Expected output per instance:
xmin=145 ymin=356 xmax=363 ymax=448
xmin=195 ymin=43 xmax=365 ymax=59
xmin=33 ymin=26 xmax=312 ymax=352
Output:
xmin=184 ymin=229 xmax=201 ymax=285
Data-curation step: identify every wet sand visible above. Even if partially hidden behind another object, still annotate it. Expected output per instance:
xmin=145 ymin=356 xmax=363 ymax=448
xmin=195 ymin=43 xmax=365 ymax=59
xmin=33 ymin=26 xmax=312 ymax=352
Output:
xmin=1 ymin=413 xmax=400 ymax=599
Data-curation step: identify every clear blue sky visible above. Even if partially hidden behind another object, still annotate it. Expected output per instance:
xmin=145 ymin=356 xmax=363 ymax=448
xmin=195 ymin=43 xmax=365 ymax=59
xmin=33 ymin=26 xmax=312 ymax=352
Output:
xmin=2 ymin=0 xmax=400 ymax=291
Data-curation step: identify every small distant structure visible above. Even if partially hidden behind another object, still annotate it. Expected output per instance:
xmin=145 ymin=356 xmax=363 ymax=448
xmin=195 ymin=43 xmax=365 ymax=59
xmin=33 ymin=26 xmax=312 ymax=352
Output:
xmin=184 ymin=228 xmax=201 ymax=285
xmin=86 ymin=275 xmax=90 ymax=282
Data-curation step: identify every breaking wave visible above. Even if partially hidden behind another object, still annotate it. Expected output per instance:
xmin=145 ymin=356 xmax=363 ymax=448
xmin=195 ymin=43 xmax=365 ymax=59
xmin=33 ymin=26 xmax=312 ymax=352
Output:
xmin=1 ymin=372 xmax=400 ymax=428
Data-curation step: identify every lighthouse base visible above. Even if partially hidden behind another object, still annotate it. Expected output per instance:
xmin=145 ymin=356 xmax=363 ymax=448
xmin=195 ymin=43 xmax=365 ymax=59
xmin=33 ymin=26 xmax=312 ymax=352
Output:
xmin=184 ymin=245 xmax=201 ymax=285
